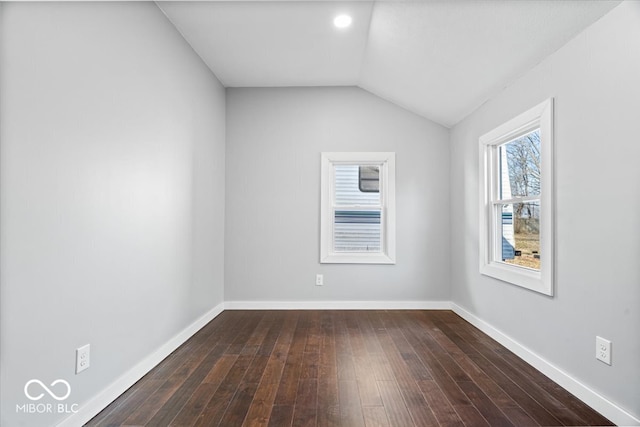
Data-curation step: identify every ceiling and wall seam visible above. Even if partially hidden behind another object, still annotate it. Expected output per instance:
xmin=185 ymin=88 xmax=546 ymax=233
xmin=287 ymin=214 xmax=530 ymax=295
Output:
xmin=156 ymin=1 xmax=622 ymax=128
xmin=356 ymin=0 xmax=376 ymax=83
xmin=357 ymin=85 xmax=450 ymax=129
xmin=449 ymin=0 xmax=625 ymax=129
xmin=154 ymin=1 xmax=226 ymax=86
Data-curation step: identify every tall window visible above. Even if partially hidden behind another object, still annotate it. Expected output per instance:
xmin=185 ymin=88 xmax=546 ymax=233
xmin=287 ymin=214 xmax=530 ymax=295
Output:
xmin=321 ymin=152 xmax=396 ymax=264
xmin=479 ymin=99 xmax=554 ymax=295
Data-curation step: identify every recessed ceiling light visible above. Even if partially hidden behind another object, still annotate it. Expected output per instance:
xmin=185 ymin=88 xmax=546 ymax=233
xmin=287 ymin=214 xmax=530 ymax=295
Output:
xmin=333 ymin=14 xmax=352 ymax=29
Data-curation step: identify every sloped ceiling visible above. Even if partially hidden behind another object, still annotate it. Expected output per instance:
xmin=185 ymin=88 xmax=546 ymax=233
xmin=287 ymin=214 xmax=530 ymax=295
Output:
xmin=159 ymin=1 xmax=621 ymax=127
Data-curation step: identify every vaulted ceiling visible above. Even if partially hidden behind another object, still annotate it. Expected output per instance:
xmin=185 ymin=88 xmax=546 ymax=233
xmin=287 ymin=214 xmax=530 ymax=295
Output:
xmin=158 ymin=1 xmax=620 ymax=127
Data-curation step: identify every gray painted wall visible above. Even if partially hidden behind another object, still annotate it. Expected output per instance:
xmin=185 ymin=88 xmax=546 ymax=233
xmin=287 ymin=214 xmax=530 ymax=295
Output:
xmin=0 ymin=3 xmax=225 ymax=425
xmin=449 ymin=1 xmax=639 ymax=419
xmin=225 ymin=87 xmax=450 ymax=303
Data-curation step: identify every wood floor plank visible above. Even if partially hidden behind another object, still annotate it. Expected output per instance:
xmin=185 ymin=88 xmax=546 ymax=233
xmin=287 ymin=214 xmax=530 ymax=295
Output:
xmin=371 ymin=312 xmax=434 ymax=410
xmin=146 ymin=342 xmax=230 ymax=426
xmin=87 ymin=310 xmax=614 ymax=427
xmin=363 ymin=405 xmax=390 ymax=427
xmin=405 ymin=402 xmax=439 ymax=427
xmin=500 ymin=405 xmax=542 ymax=427
xmin=394 ymin=313 xmax=469 ymax=383
xmin=357 ymin=312 xmax=385 ymax=355
xmin=169 ymin=382 xmax=220 ymax=426
xmin=369 ymin=352 xmax=395 ymax=382
xmin=339 ymin=380 xmax=365 ymax=427
xmin=335 ymin=311 xmax=357 ymax=382
xmin=347 ymin=313 xmax=383 ymax=408
xmin=301 ymin=350 xmax=320 ymax=380
xmin=218 ymin=381 xmax=260 ymax=427
xmin=317 ymin=312 xmax=340 ymax=427
xmin=194 ymin=354 xmax=254 ymax=427
xmin=376 ymin=380 xmax=415 ymax=427
xmin=274 ymin=312 xmax=309 ymax=406
xmin=121 ymin=376 xmax=184 ymax=425
xmin=291 ymin=378 xmax=318 ymax=427
xmin=357 ymin=377 xmax=383 ymax=407
xmin=242 ymin=382 xmax=279 ymax=427
xmin=457 ymin=380 xmax=515 ymax=427
xmin=416 ymin=379 xmax=465 ymax=427
xmin=243 ymin=313 xmax=299 ymax=427
xmin=453 ymin=403 xmax=491 ymax=427
xmin=255 ymin=312 xmax=285 ymax=357
xmin=260 ymin=313 xmax=299 ymax=386
xmin=317 ymin=378 xmax=340 ymax=427
xmin=391 ymin=323 xmax=471 ymax=406
xmin=203 ymin=354 xmax=238 ymax=384
xmin=304 ymin=311 xmax=322 ymax=354
xmin=267 ymin=404 xmax=294 ymax=427
xmin=227 ymin=312 xmax=264 ymax=355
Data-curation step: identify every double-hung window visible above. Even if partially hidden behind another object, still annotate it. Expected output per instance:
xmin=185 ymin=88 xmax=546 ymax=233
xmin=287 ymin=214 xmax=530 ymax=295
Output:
xmin=479 ymin=99 xmax=554 ymax=295
xmin=320 ymin=152 xmax=396 ymax=264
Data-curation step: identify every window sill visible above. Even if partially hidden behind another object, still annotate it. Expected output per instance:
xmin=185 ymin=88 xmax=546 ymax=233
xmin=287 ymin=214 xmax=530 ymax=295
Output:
xmin=321 ymin=253 xmax=396 ymax=264
xmin=480 ymin=261 xmax=551 ymax=296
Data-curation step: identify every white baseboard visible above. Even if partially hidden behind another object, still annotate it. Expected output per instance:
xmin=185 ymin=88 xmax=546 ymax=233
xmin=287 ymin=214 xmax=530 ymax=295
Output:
xmin=451 ymin=302 xmax=640 ymax=427
xmin=56 ymin=302 xmax=225 ymax=427
xmin=224 ymin=300 xmax=452 ymax=310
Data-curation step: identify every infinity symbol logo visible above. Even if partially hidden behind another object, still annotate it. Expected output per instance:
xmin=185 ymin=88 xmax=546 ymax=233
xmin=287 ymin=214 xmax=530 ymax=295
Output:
xmin=24 ymin=379 xmax=71 ymax=401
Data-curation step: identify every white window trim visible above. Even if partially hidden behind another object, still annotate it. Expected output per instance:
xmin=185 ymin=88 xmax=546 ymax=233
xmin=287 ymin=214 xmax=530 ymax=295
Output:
xmin=321 ymin=152 xmax=396 ymax=264
xmin=479 ymin=99 xmax=554 ymax=295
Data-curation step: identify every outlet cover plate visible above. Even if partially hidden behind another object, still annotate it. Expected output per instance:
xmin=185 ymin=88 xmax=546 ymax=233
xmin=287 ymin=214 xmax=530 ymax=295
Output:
xmin=76 ymin=344 xmax=91 ymax=374
xmin=596 ymin=336 xmax=611 ymax=365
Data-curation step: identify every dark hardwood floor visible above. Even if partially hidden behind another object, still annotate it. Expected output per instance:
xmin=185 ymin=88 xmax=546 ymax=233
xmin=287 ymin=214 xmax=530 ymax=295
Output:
xmin=87 ymin=310 xmax=613 ymax=426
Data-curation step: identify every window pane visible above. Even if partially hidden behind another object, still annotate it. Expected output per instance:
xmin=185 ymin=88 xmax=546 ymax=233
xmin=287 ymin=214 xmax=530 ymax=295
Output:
xmin=499 ymin=202 xmax=540 ymax=270
xmin=359 ymin=166 xmax=379 ymax=192
xmin=334 ymin=210 xmax=381 ymax=252
xmin=499 ymin=129 xmax=541 ymax=199
xmin=335 ymin=165 xmax=380 ymax=206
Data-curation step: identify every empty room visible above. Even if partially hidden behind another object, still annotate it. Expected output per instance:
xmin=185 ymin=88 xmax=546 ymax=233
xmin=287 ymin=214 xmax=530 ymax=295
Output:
xmin=1 ymin=1 xmax=639 ymax=426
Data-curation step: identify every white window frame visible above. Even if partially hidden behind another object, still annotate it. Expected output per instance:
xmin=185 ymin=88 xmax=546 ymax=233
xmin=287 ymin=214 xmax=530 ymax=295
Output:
xmin=321 ymin=152 xmax=396 ymax=264
xmin=479 ymin=99 xmax=554 ymax=295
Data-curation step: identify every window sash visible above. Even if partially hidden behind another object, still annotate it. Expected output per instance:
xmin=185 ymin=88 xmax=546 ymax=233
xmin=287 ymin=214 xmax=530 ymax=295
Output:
xmin=488 ymin=136 xmax=543 ymax=268
xmin=489 ymin=200 xmax=540 ymax=269
xmin=332 ymin=208 xmax=384 ymax=253
xmin=332 ymin=163 xmax=384 ymax=206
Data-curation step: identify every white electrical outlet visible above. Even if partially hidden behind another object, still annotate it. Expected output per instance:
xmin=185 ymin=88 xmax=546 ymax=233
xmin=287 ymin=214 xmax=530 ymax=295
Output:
xmin=76 ymin=344 xmax=91 ymax=374
xmin=315 ymin=274 xmax=323 ymax=286
xmin=596 ymin=336 xmax=611 ymax=365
